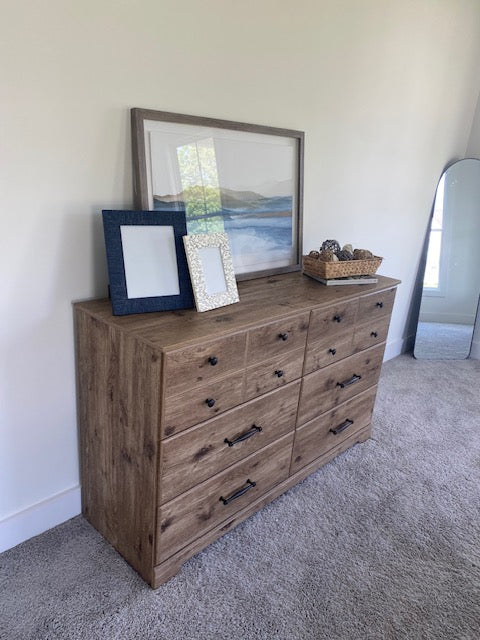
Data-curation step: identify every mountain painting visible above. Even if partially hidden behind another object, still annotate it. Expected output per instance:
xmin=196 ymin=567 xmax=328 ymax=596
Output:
xmin=136 ymin=114 xmax=303 ymax=277
xmin=153 ymin=186 xmax=295 ymax=275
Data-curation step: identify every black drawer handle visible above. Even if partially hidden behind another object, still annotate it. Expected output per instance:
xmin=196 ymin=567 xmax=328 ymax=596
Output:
xmin=275 ymin=369 xmax=284 ymax=378
xmin=371 ymin=331 xmax=378 ymax=338
xmin=330 ymin=419 xmax=354 ymax=435
xmin=208 ymin=356 xmax=218 ymax=366
xmin=329 ymin=348 xmax=337 ymax=356
xmin=278 ymin=332 xmax=289 ymax=341
xmin=376 ymin=301 xmax=384 ymax=309
xmin=224 ymin=424 xmax=262 ymax=447
xmin=205 ymin=398 xmax=216 ymax=408
xmin=336 ymin=374 xmax=362 ymax=389
xmin=219 ymin=479 xmax=256 ymax=505
xmin=333 ymin=315 xmax=342 ymax=323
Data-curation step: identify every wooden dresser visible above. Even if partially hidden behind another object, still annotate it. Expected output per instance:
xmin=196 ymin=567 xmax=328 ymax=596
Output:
xmin=74 ymin=272 xmax=399 ymax=588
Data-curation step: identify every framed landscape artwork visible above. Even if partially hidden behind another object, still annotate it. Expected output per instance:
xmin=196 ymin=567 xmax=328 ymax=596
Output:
xmin=131 ymin=108 xmax=304 ymax=280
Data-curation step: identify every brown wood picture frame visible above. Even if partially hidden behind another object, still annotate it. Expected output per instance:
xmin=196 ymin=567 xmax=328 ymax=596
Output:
xmin=131 ymin=108 xmax=304 ymax=281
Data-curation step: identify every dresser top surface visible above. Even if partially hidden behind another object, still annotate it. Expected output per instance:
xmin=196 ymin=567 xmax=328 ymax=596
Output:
xmin=74 ymin=272 xmax=400 ymax=350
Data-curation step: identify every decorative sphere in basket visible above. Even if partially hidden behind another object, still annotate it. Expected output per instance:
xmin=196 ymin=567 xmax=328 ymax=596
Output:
xmin=303 ymin=241 xmax=382 ymax=281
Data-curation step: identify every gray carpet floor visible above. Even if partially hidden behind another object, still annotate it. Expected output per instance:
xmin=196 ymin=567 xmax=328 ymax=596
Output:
xmin=414 ymin=321 xmax=474 ymax=359
xmin=1 ymin=354 xmax=480 ymax=640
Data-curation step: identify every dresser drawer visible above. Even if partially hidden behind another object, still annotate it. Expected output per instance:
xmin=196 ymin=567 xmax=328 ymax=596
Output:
xmin=164 ymin=332 xmax=247 ymax=397
xmin=357 ymin=288 xmax=396 ymax=324
xmin=245 ymin=347 xmax=304 ymax=400
xmin=163 ymin=372 xmax=246 ymax=438
xmin=246 ymin=312 xmax=309 ymax=364
xmin=160 ymin=382 xmax=300 ymax=503
xmin=157 ymin=433 xmax=293 ymax=563
xmin=352 ymin=314 xmax=391 ymax=353
xmin=297 ymin=343 xmax=385 ymax=426
xmin=291 ymin=386 xmax=377 ymax=474
xmin=304 ymin=329 xmax=354 ymax=374
xmin=308 ymin=299 xmax=359 ymax=344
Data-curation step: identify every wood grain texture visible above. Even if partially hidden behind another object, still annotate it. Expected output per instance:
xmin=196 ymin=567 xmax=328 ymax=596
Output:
xmin=245 ymin=347 xmax=305 ymax=400
xmin=74 ymin=273 xmax=400 ymax=588
xmin=246 ymin=312 xmax=309 ymax=364
xmin=160 ymin=382 xmax=301 ymax=503
xmin=291 ymin=386 xmax=377 ymax=474
xmin=357 ymin=287 xmax=396 ymax=323
xmin=163 ymin=372 xmax=246 ymax=438
xmin=352 ymin=315 xmax=392 ymax=353
xmin=164 ymin=332 xmax=247 ymax=396
xmin=74 ymin=275 xmax=400 ymax=350
xmin=152 ymin=424 xmax=370 ymax=588
xmin=304 ymin=329 xmax=354 ymax=374
xmin=297 ymin=343 xmax=385 ymax=426
xmin=75 ymin=308 xmax=161 ymax=585
xmin=157 ymin=433 xmax=294 ymax=563
xmin=307 ymin=299 xmax=359 ymax=344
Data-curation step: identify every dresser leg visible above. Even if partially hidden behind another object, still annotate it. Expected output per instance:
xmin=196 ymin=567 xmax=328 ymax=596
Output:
xmin=152 ymin=558 xmax=184 ymax=588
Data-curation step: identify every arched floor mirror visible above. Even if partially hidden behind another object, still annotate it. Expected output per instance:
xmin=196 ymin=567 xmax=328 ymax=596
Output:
xmin=414 ymin=158 xmax=480 ymax=359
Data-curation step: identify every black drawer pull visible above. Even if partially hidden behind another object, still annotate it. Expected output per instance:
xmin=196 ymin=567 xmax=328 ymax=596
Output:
xmin=278 ymin=332 xmax=289 ymax=341
xmin=371 ymin=331 xmax=378 ymax=338
xmin=208 ymin=356 xmax=218 ymax=366
xmin=275 ymin=369 xmax=284 ymax=378
xmin=219 ymin=479 xmax=256 ymax=505
xmin=330 ymin=419 xmax=354 ymax=435
xmin=333 ymin=315 xmax=342 ymax=323
xmin=336 ymin=374 xmax=362 ymax=389
xmin=376 ymin=301 xmax=384 ymax=308
xmin=224 ymin=424 xmax=262 ymax=447
xmin=329 ymin=348 xmax=337 ymax=356
xmin=205 ymin=398 xmax=216 ymax=408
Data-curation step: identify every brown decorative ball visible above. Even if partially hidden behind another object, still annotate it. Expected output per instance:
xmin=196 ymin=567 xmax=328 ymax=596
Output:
xmin=319 ymin=249 xmax=336 ymax=262
xmin=353 ymin=249 xmax=374 ymax=260
xmin=308 ymin=250 xmax=320 ymax=259
xmin=320 ymin=239 xmax=341 ymax=254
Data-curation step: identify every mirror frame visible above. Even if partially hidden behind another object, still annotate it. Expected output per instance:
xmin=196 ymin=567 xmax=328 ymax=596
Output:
xmin=413 ymin=158 xmax=480 ymax=359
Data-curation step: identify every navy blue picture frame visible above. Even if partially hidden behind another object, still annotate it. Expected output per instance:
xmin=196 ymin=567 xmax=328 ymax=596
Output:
xmin=102 ymin=210 xmax=194 ymax=316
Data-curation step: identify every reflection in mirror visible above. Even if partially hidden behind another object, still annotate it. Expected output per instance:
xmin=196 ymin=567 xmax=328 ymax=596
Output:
xmin=414 ymin=159 xmax=480 ymax=359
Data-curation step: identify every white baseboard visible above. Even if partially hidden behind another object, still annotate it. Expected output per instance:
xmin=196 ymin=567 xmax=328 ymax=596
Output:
xmin=384 ymin=335 xmax=411 ymax=361
xmin=0 ymin=485 xmax=81 ymax=553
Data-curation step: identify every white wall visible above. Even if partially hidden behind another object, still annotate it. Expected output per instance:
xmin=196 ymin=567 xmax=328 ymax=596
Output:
xmin=2 ymin=0 xmax=480 ymax=551
xmin=466 ymin=90 xmax=480 ymax=158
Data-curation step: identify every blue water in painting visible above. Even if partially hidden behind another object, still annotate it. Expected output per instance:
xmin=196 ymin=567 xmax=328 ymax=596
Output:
xmin=224 ymin=213 xmax=292 ymax=249
xmin=154 ymin=195 xmax=293 ymax=253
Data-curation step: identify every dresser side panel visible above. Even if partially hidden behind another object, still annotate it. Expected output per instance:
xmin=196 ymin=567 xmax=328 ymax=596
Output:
xmin=75 ymin=308 xmax=161 ymax=583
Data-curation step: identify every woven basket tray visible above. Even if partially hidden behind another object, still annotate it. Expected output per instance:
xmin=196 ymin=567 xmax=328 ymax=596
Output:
xmin=303 ymin=255 xmax=382 ymax=279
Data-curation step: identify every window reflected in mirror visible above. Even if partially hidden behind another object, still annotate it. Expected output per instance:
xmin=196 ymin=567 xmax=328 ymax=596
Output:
xmin=423 ymin=174 xmax=445 ymax=291
xmin=414 ymin=159 xmax=480 ymax=359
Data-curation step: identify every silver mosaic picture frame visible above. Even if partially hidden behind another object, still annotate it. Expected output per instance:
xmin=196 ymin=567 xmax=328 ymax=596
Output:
xmin=183 ymin=233 xmax=239 ymax=312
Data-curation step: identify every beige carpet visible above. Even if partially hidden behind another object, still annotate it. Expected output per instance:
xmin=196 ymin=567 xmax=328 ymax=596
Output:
xmin=1 ymin=354 xmax=480 ymax=640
